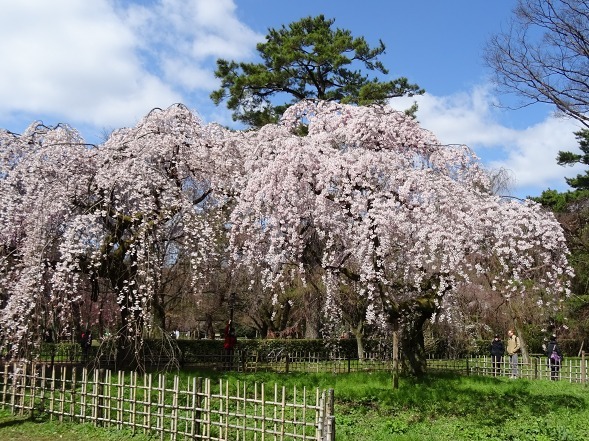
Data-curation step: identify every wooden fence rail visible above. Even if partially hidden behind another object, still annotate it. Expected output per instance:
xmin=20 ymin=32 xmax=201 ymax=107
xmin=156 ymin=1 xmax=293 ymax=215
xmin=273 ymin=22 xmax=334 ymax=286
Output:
xmin=0 ymin=363 xmax=335 ymax=441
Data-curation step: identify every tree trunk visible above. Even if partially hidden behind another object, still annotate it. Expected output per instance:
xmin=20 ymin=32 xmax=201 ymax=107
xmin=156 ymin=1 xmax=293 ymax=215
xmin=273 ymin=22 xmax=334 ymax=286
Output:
xmin=303 ymin=290 xmax=320 ymax=338
xmin=351 ymin=321 xmax=365 ymax=361
xmin=115 ymin=305 xmax=142 ymax=371
xmin=150 ymin=293 xmax=167 ymax=337
xmin=204 ymin=313 xmax=215 ymax=339
xmin=401 ymin=313 xmax=429 ymax=377
xmin=392 ymin=319 xmax=399 ymax=390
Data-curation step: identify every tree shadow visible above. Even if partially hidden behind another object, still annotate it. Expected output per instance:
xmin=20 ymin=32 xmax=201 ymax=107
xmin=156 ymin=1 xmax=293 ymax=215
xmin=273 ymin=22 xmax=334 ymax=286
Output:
xmin=0 ymin=415 xmax=30 ymax=429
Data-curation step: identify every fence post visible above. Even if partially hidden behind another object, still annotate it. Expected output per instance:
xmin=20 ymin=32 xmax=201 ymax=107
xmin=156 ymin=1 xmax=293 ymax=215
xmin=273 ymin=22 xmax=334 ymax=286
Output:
xmin=10 ymin=362 xmax=17 ymax=414
xmin=533 ymin=357 xmax=538 ymax=380
xmin=466 ymin=358 xmax=470 ymax=376
xmin=195 ymin=377 xmax=202 ymax=437
xmin=1 ymin=364 xmax=8 ymax=410
xmin=17 ymin=363 xmax=26 ymax=415
xmin=327 ymin=388 xmax=335 ymax=441
xmin=39 ymin=364 xmax=47 ymax=415
xmin=582 ymin=351 xmax=586 ymax=385
xmin=70 ymin=367 xmax=77 ymax=421
xmin=96 ymin=369 xmax=105 ymax=426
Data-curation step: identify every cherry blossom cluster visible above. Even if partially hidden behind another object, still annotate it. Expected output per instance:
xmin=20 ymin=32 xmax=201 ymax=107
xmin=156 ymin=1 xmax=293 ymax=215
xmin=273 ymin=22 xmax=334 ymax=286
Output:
xmin=0 ymin=100 xmax=572 ymax=355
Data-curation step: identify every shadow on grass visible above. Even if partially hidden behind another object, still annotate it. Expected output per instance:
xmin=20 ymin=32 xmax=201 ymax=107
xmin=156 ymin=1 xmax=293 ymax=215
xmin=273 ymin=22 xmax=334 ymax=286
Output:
xmin=0 ymin=414 xmax=31 ymax=429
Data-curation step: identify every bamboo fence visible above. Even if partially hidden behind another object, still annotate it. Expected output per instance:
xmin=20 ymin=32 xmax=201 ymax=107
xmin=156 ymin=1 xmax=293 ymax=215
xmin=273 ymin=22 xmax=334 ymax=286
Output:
xmin=427 ymin=351 xmax=588 ymax=383
xmin=0 ymin=363 xmax=335 ymax=441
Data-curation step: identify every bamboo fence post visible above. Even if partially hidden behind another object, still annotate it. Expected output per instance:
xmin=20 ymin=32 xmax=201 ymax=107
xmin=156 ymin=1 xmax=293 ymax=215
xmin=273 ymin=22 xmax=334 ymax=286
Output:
xmin=292 ymin=385 xmax=298 ymax=439
xmin=273 ymin=383 xmax=278 ymax=439
xmin=195 ymin=377 xmax=203 ymax=438
xmin=254 ymin=382 xmax=259 ymax=441
xmin=130 ymin=371 xmax=137 ymax=434
xmin=18 ymin=363 xmax=26 ymax=415
xmin=302 ymin=386 xmax=308 ymax=439
xmin=104 ymin=370 xmax=112 ymax=426
xmin=280 ymin=385 xmax=286 ymax=441
xmin=39 ymin=364 xmax=46 ymax=415
xmin=49 ymin=363 xmax=56 ymax=421
xmin=327 ymin=388 xmax=335 ymax=441
xmin=59 ymin=365 xmax=66 ymax=422
xmin=91 ymin=368 xmax=98 ymax=425
xmin=99 ymin=368 xmax=107 ymax=426
xmin=582 ymin=351 xmax=586 ymax=384
xmin=157 ymin=373 xmax=165 ymax=441
xmin=117 ymin=370 xmax=124 ymax=430
xmin=23 ymin=363 xmax=30 ymax=414
xmin=316 ymin=389 xmax=323 ymax=440
xmin=14 ymin=363 xmax=27 ymax=415
xmin=144 ymin=373 xmax=152 ymax=435
xmin=1 ymin=364 xmax=8 ymax=410
xmin=80 ymin=368 xmax=87 ymax=422
xmin=261 ymin=382 xmax=266 ymax=441
xmin=29 ymin=363 xmax=36 ymax=417
xmin=171 ymin=374 xmax=179 ymax=441
xmin=189 ymin=377 xmax=196 ymax=438
xmin=205 ymin=378 xmax=211 ymax=439
xmin=241 ymin=381 xmax=247 ymax=439
xmin=10 ymin=362 xmax=17 ymax=414
xmin=70 ymin=367 xmax=76 ymax=421
xmin=224 ymin=379 xmax=230 ymax=441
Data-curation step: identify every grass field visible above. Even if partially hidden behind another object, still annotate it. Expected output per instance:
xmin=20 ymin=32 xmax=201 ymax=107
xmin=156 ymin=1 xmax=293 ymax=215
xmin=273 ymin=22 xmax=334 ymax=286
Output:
xmin=1 ymin=370 xmax=587 ymax=440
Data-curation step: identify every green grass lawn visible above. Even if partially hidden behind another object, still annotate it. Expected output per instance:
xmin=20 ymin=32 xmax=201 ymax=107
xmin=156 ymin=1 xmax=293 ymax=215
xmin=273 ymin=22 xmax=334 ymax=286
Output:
xmin=1 ymin=370 xmax=587 ymax=440
xmin=0 ymin=411 xmax=152 ymax=441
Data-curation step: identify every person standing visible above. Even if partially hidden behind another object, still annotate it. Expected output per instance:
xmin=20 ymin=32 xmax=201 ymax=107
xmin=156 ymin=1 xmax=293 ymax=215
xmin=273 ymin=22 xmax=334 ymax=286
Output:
xmin=490 ymin=334 xmax=504 ymax=376
xmin=545 ymin=334 xmax=563 ymax=381
xmin=223 ymin=320 xmax=237 ymax=370
xmin=80 ymin=329 xmax=92 ymax=363
xmin=506 ymin=329 xmax=521 ymax=378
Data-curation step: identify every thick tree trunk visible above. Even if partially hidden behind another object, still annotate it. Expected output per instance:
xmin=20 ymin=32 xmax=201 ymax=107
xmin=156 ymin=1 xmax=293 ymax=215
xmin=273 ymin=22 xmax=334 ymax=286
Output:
xmin=399 ymin=299 xmax=437 ymax=377
xmin=149 ymin=293 xmax=167 ymax=338
xmin=401 ymin=316 xmax=428 ymax=377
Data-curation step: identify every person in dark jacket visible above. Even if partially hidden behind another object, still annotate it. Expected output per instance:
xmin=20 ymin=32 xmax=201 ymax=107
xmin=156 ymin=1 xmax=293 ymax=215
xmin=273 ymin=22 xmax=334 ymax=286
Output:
xmin=80 ymin=329 xmax=92 ymax=362
xmin=545 ymin=334 xmax=563 ymax=381
xmin=490 ymin=334 xmax=504 ymax=377
xmin=223 ymin=320 xmax=237 ymax=370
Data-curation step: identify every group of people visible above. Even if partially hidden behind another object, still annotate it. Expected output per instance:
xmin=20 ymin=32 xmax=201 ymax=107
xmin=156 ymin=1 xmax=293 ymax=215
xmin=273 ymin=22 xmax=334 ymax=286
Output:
xmin=490 ymin=329 xmax=563 ymax=380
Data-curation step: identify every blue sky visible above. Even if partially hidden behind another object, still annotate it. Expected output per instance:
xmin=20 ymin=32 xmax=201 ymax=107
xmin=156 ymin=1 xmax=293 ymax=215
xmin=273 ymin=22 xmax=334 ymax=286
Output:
xmin=0 ymin=0 xmax=584 ymax=198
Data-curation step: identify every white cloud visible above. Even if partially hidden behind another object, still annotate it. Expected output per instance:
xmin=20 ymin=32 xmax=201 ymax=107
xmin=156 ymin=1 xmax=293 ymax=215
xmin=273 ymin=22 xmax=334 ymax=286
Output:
xmin=0 ymin=0 xmax=261 ymax=134
xmin=123 ymin=0 xmax=263 ymax=85
xmin=488 ymin=118 xmax=584 ymax=196
xmin=0 ymin=0 xmax=181 ymax=129
xmin=390 ymin=87 xmax=585 ymax=198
